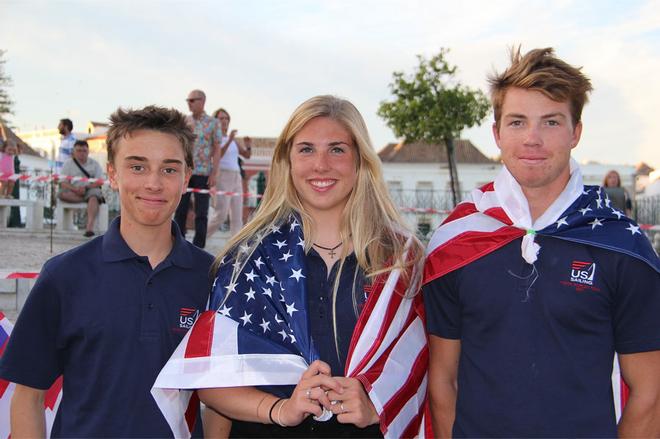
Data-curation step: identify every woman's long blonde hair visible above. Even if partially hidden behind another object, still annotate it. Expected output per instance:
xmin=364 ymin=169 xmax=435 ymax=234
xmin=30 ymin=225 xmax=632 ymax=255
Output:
xmin=213 ymin=95 xmax=423 ymax=283
xmin=212 ymin=95 xmax=424 ymax=364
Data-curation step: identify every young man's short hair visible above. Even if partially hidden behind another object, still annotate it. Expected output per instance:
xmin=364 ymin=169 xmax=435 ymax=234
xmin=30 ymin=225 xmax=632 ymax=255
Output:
xmin=60 ymin=118 xmax=73 ymax=132
xmin=106 ymin=106 xmax=195 ymax=167
xmin=74 ymin=139 xmax=89 ymax=149
xmin=488 ymin=47 xmax=593 ymax=130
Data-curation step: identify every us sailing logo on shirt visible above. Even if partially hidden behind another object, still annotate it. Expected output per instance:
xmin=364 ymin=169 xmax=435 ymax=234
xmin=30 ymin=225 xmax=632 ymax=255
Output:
xmin=570 ymin=261 xmax=596 ymax=285
xmin=561 ymin=260 xmax=601 ymax=292
xmin=179 ymin=307 xmax=200 ymax=329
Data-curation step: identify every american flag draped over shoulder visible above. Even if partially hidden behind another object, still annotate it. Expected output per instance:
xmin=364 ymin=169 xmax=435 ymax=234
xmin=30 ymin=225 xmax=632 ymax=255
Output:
xmin=425 ymin=183 xmax=659 ymax=284
xmin=0 ymin=312 xmax=63 ymax=439
xmin=424 ymin=178 xmax=660 ymax=421
xmin=153 ymin=215 xmax=430 ymax=438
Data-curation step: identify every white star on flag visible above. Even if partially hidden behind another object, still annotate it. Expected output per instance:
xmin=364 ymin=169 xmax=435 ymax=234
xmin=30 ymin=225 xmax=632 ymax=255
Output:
xmin=259 ymin=318 xmax=271 ymax=333
xmin=589 ymin=218 xmax=604 ymax=229
xmin=239 ymin=311 xmax=252 ymax=326
xmin=261 ymin=287 xmax=272 ymax=298
xmin=278 ymin=329 xmax=288 ymax=340
xmin=556 ymin=216 xmax=569 ymax=228
xmin=604 ymin=197 xmax=611 ymax=208
xmin=286 ymin=302 xmax=298 ymax=316
xmin=279 ymin=251 xmax=293 ymax=262
xmin=218 ymin=305 xmax=232 ymax=317
xmin=245 ymin=270 xmax=258 ymax=282
xmin=265 ymin=275 xmax=276 ymax=286
xmin=290 ymin=333 xmax=297 ymax=344
xmin=225 ymin=281 xmax=238 ymax=294
xmin=595 ymin=198 xmax=603 ymax=209
xmin=611 ymin=208 xmax=623 ymax=219
xmin=274 ymin=313 xmax=284 ymax=324
xmin=626 ymin=224 xmax=641 ymax=235
xmin=579 ymin=207 xmax=592 ymax=216
xmin=289 ymin=219 xmax=300 ymax=231
xmin=239 ymin=243 xmax=250 ymax=254
xmin=254 ymin=257 xmax=264 ymax=269
xmin=297 ymin=237 xmax=305 ymax=248
xmin=245 ymin=288 xmax=256 ymax=301
xmin=290 ymin=268 xmax=305 ymax=282
xmin=274 ymin=240 xmax=287 ymax=249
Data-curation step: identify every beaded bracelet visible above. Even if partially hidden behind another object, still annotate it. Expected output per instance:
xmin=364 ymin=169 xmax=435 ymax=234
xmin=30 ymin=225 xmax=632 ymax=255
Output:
xmin=268 ymin=398 xmax=284 ymax=425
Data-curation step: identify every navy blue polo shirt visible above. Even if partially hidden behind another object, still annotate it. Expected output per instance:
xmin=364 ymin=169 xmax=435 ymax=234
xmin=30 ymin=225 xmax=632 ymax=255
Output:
xmin=306 ymin=249 xmax=367 ymax=375
xmin=423 ymin=236 xmax=660 ymax=437
xmin=0 ymin=218 xmax=214 ymax=438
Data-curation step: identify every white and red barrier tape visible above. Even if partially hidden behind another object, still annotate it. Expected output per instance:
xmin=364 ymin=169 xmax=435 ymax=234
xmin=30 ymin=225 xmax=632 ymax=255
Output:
xmin=1 ymin=172 xmax=659 ymax=226
xmin=0 ymin=172 xmax=261 ymax=198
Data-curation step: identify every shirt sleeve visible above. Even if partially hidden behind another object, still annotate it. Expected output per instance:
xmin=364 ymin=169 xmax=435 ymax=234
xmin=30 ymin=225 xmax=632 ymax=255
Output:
xmin=612 ymin=255 xmax=660 ymax=354
xmin=422 ymin=270 xmax=461 ymax=339
xmin=0 ymin=265 xmax=64 ymax=389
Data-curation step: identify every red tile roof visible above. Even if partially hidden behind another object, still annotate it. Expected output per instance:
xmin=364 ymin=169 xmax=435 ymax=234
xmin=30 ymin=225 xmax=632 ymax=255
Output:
xmin=378 ymin=139 xmax=496 ymax=164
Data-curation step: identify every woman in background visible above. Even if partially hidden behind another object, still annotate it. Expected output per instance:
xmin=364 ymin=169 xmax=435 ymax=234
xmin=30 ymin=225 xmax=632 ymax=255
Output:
xmin=602 ymin=169 xmax=632 ymax=217
xmin=208 ymin=108 xmax=252 ymax=237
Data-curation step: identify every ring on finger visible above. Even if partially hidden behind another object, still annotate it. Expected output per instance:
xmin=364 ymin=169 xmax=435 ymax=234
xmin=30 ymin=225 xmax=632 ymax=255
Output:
xmin=340 ymin=403 xmax=346 ymax=413
xmin=305 ymin=388 xmax=312 ymax=399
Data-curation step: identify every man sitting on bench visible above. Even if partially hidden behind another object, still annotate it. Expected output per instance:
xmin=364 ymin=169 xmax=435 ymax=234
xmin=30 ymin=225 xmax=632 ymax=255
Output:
xmin=58 ymin=140 xmax=105 ymax=237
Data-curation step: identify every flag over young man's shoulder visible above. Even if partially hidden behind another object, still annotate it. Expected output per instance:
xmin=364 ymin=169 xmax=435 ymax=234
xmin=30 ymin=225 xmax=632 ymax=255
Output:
xmin=423 ymin=179 xmax=660 ymax=421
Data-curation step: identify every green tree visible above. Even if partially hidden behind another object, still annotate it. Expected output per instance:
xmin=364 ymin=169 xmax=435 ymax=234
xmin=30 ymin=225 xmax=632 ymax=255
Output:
xmin=378 ymin=48 xmax=490 ymax=207
xmin=0 ymin=49 xmax=14 ymax=126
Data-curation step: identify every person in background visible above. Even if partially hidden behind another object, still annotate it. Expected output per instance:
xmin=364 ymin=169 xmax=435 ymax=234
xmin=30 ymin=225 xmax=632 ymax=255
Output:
xmin=58 ymin=140 xmax=105 ymax=237
xmin=208 ymin=108 xmax=252 ymax=237
xmin=174 ymin=89 xmax=222 ymax=248
xmin=603 ymin=169 xmax=632 ymax=217
xmin=57 ymin=118 xmax=76 ymax=172
xmin=0 ymin=138 xmax=17 ymax=198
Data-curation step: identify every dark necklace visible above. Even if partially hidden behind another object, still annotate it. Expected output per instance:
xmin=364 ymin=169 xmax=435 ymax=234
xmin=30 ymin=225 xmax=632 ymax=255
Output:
xmin=313 ymin=242 xmax=342 ymax=259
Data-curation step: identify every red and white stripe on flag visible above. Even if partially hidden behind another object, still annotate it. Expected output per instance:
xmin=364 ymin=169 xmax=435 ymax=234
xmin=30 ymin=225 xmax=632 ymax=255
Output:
xmin=152 ymin=310 xmax=309 ymax=437
xmin=0 ymin=312 xmax=63 ymax=438
xmin=345 ymin=260 xmax=431 ymax=438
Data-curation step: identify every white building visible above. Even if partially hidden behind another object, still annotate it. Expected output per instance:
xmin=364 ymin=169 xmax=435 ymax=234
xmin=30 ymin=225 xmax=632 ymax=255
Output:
xmin=378 ymin=140 xmax=499 ymax=234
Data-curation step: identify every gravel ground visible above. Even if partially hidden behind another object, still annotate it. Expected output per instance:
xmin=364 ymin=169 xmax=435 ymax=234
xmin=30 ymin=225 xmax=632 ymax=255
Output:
xmin=0 ymin=228 xmax=229 ymax=274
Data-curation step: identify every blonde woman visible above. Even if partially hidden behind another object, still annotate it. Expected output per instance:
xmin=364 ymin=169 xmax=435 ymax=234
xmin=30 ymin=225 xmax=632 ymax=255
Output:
xmin=154 ymin=96 xmax=429 ymax=438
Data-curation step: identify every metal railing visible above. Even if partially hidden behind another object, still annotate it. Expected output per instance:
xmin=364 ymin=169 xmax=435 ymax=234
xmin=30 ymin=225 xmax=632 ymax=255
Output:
xmin=388 ymin=189 xmax=471 ymax=213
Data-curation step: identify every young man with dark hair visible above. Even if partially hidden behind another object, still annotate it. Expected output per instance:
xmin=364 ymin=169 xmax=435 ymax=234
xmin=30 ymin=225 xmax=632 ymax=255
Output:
xmin=57 ymin=118 xmax=76 ymax=171
xmin=423 ymin=48 xmax=660 ymax=437
xmin=0 ymin=105 xmax=214 ymax=437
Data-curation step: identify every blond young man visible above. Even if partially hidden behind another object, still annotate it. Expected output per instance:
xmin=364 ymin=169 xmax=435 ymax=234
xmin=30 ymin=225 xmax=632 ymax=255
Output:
xmin=423 ymin=48 xmax=660 ymax=437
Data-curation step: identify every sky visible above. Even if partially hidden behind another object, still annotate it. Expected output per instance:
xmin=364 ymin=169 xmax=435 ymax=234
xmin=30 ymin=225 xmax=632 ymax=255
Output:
xmin=1 ymin=0 xmax=659 ymax=168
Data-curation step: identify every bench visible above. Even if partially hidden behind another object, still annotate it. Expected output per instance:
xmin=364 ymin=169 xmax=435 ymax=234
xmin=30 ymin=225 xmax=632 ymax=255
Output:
xmin=55 ymin=201 xmax=109 ymax=233
xmin=0 ymin=199 xmax=44 ymax=230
